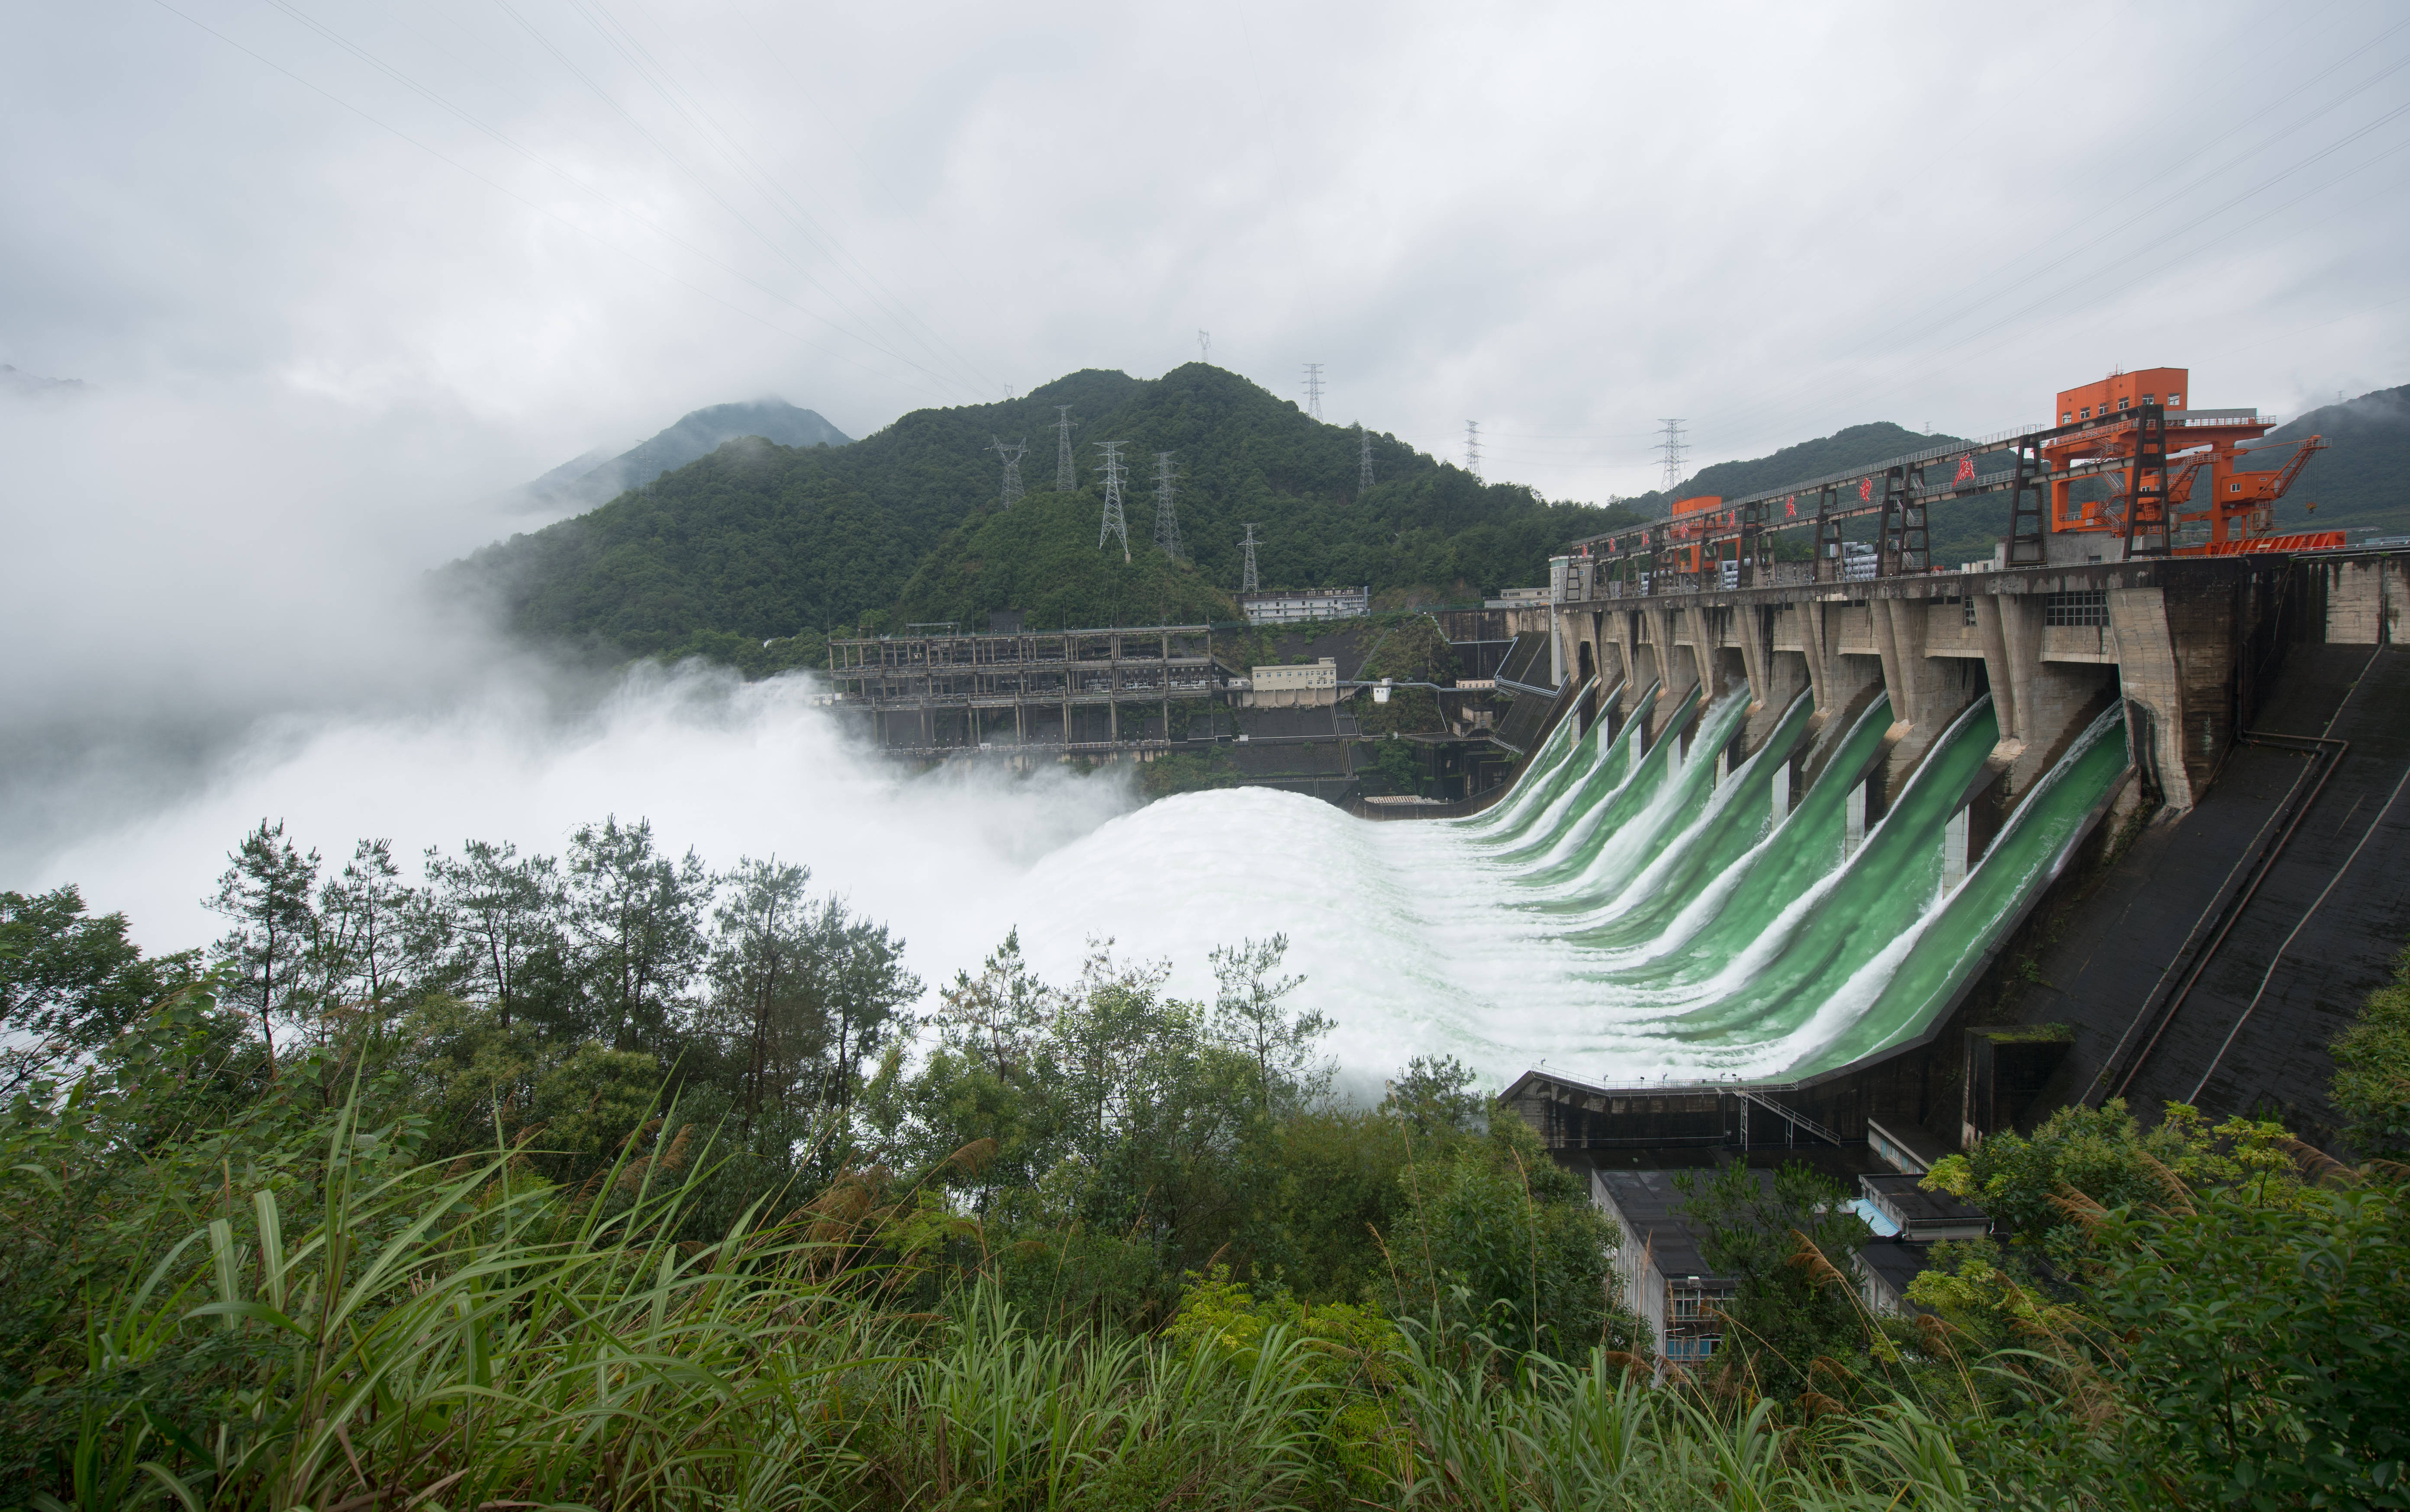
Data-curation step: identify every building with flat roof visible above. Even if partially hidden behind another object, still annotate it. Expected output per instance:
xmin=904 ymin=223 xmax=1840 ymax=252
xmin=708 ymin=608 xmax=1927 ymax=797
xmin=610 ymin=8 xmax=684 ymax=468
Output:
xmin=1857 ymin=1173 xmax=1989 ymax=1242
xmin=1591 ymin=1168 xmax=1751 ymax=1371
xmin=1241 ymin=658 xmax=1338 ymax=708
xmin=1239 ymin=586 xmax=1369 ymax=624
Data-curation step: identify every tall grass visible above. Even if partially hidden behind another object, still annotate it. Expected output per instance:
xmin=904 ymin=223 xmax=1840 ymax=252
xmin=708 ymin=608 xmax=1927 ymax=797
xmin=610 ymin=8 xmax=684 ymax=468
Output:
xmin=30 ymin=1105 xmax=2028 ymax=1511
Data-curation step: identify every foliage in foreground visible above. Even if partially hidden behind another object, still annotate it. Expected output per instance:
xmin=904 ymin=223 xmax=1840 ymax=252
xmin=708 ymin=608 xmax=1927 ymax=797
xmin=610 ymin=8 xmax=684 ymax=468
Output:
xmin=10 ymin=842 xmax=2410 ymax=1509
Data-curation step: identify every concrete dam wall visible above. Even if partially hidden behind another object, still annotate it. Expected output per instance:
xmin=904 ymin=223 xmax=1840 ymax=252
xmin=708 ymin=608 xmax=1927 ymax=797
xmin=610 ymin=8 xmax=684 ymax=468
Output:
xmin=1505 ymin=547 xmax=2410 ymax=1153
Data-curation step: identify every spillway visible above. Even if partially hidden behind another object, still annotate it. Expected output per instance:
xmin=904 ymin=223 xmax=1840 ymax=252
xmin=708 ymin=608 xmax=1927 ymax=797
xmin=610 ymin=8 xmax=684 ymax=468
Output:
xmin=1018 ymin=687 xmax=2128 ymax=1087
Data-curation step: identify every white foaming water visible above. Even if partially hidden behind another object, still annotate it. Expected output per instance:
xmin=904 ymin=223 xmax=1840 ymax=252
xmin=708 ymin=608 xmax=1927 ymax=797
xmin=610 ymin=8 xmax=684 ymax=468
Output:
xmin=16 ymin=654 xmax=2124 ymax=1095
xmin=23 ymin=666 xmax=1134 ymax=1010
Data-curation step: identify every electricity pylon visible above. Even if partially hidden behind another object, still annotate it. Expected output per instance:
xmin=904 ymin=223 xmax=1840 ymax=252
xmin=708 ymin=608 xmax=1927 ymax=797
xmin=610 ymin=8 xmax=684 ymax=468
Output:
xmin=1096 ymin=441 xmax=1131 ymax=562
xmin=1151 ymin=451 xmax=1182 ymax=561
xmin=1466 ymin=421 xmax=1482 ymax=482
xmin=1358 ymin=424 xmax=1373 ymax=491
xmin=1055 ymin=406 xmax=1077 ymax=491
xmin=989 ymin=436 xmax=1027 ymax=508
xmin=1303 ymin=363 xmax=1324 ymax=419
xmin=1657 ymin=418 xmax=1688 ymax=496
xmin=1240 ymin=522 xmax=1261 ymax=594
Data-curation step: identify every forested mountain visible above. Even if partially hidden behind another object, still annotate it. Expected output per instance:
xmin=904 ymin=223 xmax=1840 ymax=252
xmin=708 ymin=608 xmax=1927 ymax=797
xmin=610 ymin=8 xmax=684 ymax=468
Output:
xmin=450 ymin=364 xmax=1643 ymax=665
xmin=454 ymin=370 xmax=2399 ymax=674
xmin=0 ymin=363 xmax=86 ymax=398
xmin=894 ymin=364 xmax=1638 ymax=628
xmin=521 ymin=398 xmax=853 ymax=511
xmin=2245 ymin=384 xmax=2410 ymax=538
xmin=1619 ymin=421 xmax=1957 ymax=518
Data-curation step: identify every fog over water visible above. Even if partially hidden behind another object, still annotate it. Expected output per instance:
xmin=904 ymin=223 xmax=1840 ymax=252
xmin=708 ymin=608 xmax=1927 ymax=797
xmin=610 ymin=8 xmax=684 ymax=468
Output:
xmin=0 ymin=383 xmax=1508 ymax=1085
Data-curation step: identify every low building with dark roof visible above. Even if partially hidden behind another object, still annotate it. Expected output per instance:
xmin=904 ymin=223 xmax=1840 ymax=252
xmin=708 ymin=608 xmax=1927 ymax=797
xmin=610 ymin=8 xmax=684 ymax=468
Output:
xmin=1858 ymin=1173 xmax=1991 ymax=1242
xmin=1590 ymin=1168 xmax=1758 ymax=1370
xmin=1853 ymin=1236 xmax=1939 ymax=1317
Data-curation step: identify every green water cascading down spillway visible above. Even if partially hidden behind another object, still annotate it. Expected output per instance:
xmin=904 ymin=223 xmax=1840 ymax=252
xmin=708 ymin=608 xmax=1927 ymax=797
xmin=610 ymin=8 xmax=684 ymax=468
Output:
xmin=1405 ymin=681 xmax=2130 ymax=1081
xmin=1016 ymin=670 xmax=2130 ymax=1087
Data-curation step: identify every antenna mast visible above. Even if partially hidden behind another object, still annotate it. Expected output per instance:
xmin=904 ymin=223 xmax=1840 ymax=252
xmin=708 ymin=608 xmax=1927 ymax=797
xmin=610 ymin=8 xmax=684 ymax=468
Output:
xmin=1240 ymin=523 xmax=1261 ymax=593
xmin=1054 ymin=406 xmax=1077 ymax=491
xmin=989 ymin=436 xmax=1027 ymax=508
xmin=1303 ymin=363 xmax=1325 ymax=420
xmin=1095 ymin=441 xmax=1131 ymax=563
xmin=1656 ymin=418 xmax=1688 ymax=497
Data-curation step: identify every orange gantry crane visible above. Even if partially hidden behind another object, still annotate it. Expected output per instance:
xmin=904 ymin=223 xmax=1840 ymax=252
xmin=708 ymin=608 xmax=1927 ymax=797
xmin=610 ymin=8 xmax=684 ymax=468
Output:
xmin=1566 ymin=363 xmax=2338 ymax=590
xmin=2040 ymin=367 xmax=2335 ymax=556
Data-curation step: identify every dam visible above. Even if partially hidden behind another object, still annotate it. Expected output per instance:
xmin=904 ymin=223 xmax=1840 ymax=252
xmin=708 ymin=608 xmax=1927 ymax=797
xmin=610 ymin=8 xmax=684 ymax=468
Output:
xmin=847 ymin=370 xmax=2405 ymax=1159
xmin=1494 ymin=378 xmax=2407 ymax=1155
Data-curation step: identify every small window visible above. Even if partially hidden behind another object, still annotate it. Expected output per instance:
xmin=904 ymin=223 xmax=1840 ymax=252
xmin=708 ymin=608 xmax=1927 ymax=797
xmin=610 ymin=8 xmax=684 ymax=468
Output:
xmin=2118 ymin=397 xmax=2130 ymax=410
xmin=2169 ymin=393 xmax=2183 ymax=407
xmin=2143 ymin=394 xmax=2155 ymax=404
xmin=2079 ymin=407 xmax=2091 ymax=419
xmin=1964 ymin=599 xmax=1978 ymax=626
xmin=2062 ymin=412 xmax=2072 ymax=423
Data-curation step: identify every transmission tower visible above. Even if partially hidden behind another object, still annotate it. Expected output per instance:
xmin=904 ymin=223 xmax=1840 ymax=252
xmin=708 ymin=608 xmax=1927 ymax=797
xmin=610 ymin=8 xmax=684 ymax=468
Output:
xmin=1151 ymin=452 xmax=1183 ymax=560
xmin=1357 ymin=424 xmax=1374 ymax=491
xmin=1656 ymin=418 xmax=1689 ymax=497
xmin=1303 ymin=363 xmax=1325 ymax=420
xmin=1198 ymin=330 xmax=1211 ymax=365
xmin=1466 ymin=420 xmax=1482 ymax=482
xmin=989 ymin=436 xmax=1027 ymax=508
xmin=1240 ymin=522 xmax=1261 ymax=593
xmin=1054 ymin=405 xmax=1077 ymax=490
xmin=1095 ymin=441 xmax=1131 ymax=563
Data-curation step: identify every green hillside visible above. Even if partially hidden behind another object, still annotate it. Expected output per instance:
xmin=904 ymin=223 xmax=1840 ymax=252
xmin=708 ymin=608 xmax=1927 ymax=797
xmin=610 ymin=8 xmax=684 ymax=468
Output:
xmin=451 ymin=364 xmax=1644 ymax=665
xmin=2244 ymin=384 xmax=2410 ymax=538
xmin=896 ymin=364 xmax=1640 ymax=627
xmin=1621 ymin=421 xmax=2019 ymax=566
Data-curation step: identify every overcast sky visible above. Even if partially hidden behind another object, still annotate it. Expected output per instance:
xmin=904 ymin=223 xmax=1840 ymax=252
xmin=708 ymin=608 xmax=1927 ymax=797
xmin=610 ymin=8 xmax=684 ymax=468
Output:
xmin=7 ymin=0 xmax=2407 ymax=503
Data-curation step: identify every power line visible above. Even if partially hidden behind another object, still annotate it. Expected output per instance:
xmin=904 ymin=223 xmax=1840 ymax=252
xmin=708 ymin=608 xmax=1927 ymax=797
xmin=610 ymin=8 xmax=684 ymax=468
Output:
xmin=1303 ymin=363 xmax=1325 ymax=419
xmin=1055 ymin=406 xmax=1077 ymax=491
xmin=1240 ymin=523 xmax=1261 ymax=594
xmin=1656 ymin=419 xmax=1689 ymax=496
xmin=1466 ymin=421 xmax=1483 ymax=482
xmin=1699 ymin=23 xmax=2410 ymax=444
xmin=1152 ymin=452 xmax=1182 ymax=561
xmin=989 ymin=436 xmax=1027 ymax=509
xmin=1096 ymin=441 xmax=1131 ymax=563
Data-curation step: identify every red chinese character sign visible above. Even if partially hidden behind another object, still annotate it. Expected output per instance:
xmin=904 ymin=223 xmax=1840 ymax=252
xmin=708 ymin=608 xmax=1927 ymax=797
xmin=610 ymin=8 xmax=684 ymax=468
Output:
xmin=1858 ymin=478 xmax=1874 ymax=502
xmin=1952 ymin=454 xmax=1977 ymax=485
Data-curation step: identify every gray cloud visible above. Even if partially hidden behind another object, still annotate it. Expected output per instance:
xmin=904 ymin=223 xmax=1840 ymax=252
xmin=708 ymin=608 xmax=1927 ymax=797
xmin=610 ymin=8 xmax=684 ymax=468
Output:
xmin=4 ymin=0 xmax=2401 ymax=499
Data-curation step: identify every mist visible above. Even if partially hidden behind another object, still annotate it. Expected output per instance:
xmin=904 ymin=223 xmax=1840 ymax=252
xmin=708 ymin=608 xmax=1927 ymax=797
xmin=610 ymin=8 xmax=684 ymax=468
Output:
xmin=0 ymin=383 xmax=1143 ymax=1013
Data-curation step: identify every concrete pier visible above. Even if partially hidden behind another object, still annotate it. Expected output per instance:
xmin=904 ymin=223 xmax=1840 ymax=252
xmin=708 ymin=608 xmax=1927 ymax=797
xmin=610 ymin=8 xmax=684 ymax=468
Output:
xmin=1550 ymin=554 xmax=2326 ymax=816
